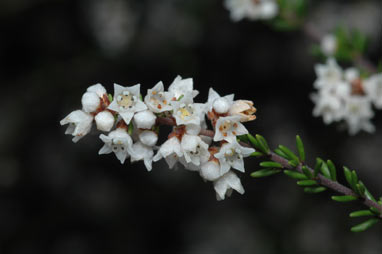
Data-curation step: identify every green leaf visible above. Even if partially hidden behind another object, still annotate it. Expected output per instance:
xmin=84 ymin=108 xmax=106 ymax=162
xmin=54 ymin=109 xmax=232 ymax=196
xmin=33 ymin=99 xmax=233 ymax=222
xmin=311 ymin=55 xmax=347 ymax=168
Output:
xmin=356 ymin=183 xmax=365 ymax=197
xmin=256 ymin=134 xmax=270 ymax=154
xmin=247 ymin=134 xmax=260 ymax=149
xmin=251 ymin=169 xmax=281 ymax=178
xmin=351 ymin=170 xmax=359 ymax=194
xmin=237 ymin=134 xmax=249 ymax=143
xmin=128 ymin=122 xmax=134 ymax=135
xmin=327 ymin=160 xmax=337 ymax=181
xmin=177 ymin=94 xmax=184 ymax=101
xmin=351 ymin=218 xmax=379 ymax=232
xmin=301 ymin=166 xmax=312 ymax=179
xmin=295 ymin=135 xmax=305 ymax=162
xmin=349 ymin=210 xmax=374 ymax=218
xmin=320 ymin=162 xmax=331 ymax=179
xmin=288 ymin=160 xmax=299 ymax=167
xmin=314 ymin=158 xmax=323 ymax=177
xmin=108 ymin=93 xmax=113 ymax=102
xmin=284 ymin=170 xmax=308 ymax=180
xmin=304 ymin=186 xmax=326 ymax=194
xmin=274 ymin=148 xmax=289 ymax=159
xmin=250 ymin=151 xmax=263 ymax=157
xmin=343 ymin=166 xmax=354 ymax=188
xmin=331 ymin=195 xmax=358 ymax=202
xmin=278 ymin=145 xmax=299 ymax=163
xmin=358 ymin=181 xmax=377 ymax=202
xmin=297 ymin=180 xmax=317 ymax=186
xmin=260 ymin=161 xmax=283 ymax=168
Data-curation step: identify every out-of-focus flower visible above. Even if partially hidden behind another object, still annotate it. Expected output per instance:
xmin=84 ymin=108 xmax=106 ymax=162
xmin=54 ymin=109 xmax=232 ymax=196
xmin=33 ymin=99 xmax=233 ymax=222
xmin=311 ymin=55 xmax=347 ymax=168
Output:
xmin=224 ymin=0 xmax=278 ymax=22
xmin=60 ymin=110 xmax=93 ymax=143
xmin=320 ymin=34 xmax=337 ymax=56
xmin=314 ymin=58 xmax=343 ymax=89
xmin=343 ymin=96 xmax=375 ymax=135
xmin=364 ymin=73 xmax=382 ymax=109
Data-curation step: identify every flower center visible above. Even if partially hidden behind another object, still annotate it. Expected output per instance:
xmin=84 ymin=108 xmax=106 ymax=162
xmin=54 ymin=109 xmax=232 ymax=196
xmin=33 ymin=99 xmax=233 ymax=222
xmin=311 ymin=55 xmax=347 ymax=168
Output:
xmin=178 ymin=104 xmax=194 ymax=120
xmin=117 ymin=91 xmax=135 ymax=109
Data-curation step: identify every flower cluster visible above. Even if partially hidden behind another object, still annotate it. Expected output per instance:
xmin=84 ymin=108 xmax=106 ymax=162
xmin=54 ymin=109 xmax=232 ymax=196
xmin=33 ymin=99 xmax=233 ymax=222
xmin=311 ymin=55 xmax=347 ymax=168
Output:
xmin=60 ymin=76 xmax=257 ymax=200
xmin=224 ymin=0 xmax=278 ymax=22
xmin=311 ymin=58 xmax=382 ymax=135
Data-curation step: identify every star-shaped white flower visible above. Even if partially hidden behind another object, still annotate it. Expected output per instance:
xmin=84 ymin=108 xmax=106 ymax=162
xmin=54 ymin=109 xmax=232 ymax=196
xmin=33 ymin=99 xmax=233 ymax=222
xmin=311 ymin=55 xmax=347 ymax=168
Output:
xmin=314 ymin=58 xmax=343 ymax=89
xmin=180 ymin=134 xmax=210 ymax=167
xmin=206 ymin=88 xmax=234 ymax=114
xmin=107 ymin=83 xmax=147 ymax=124
xmin=130 ymin=141 xmax=154 ymax=171
xmin=168 ymin=75 xmax=199 ymax=101
xmin=214 ymin=115 xmax=248 ymax=143
xmin=213 ymin=171 xmax=245 ymax=201
xmin=172 ymin=94 xmax=205 ymax=126
xmin=144 ymin=81 xmax=173 ymax=113
xmin=364 ymin=73 xmax=382 ymax=109
xmin=215 ymin=140 xmax=255 ymax=175
xmin=224 ymin=0 xmax=278 ymax=22
xmin=153 ymin=137 xmax=183 ymax=169
xmin=343 ymin=96 xmax=375 ymax=135
xmin=98 ymin=128 xmax=134 ymax=164
xmin=60 ymin=110 xmax=94 ymax=143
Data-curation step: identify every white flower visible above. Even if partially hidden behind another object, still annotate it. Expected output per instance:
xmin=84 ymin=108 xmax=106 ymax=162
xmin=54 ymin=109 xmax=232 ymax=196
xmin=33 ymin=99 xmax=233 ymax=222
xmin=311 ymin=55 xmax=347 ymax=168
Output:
xmin=215 ymin=140 xmax=255 ymax=175
xmin=130 ymin=141 xmax=154 ymax=171
xmin=228 ymin=100 xmax=257 ymax=122
xmin=314 ymin=58 xmax=343 ymax=89
xmin=320 ymin=34 xmax=337 ymax=56
xmin=60 ymin=110 xmax=93 ymax=143
xmin=95 ymin=110 xmax=115 ymax=132
xmin=87 ymin=83 xmax=107 ymax=97
xmin=168 ymin=75 xmax=199 ymax=101
xmin=153 ymin=137 xmax=183 ymax=169
xmin=311 ymin=84 xmax=350 ymax=124
xmin=344 ymin=68 xmax=360 ymax=83
xmin=172 ymin=94 xmax=205 ymax=126
xmin=206 ymin=88 xmax=234 ymax=114
xmin=138 ymin=130 xmax=158 ymax=147
xmin=133 ymin=110 xmax=157 ymax=129
xmin=98 ymin=128 xmax=134 ymax=163
xmin=343 ymin=96 xmax=375 ymax=135
xmin=214 ymin=115 xmax=248 ymax=143
xmin=107 ymin=83 xmax=147 ymax=124
xmin=364 ymin=73 xmax=382 ymax=109
xmin=81 ymin=91 xmax=100 ymax=113
xmin=200 ymin=160 xmax=221 ymax=181
xmin=144 ymin=82 xmax=173 ymax=113
xmin=213 ymin=171 xmax=245 ymax=201
xmin=180 ymin=134 xmax=210 ymax=167
xmin=224 ymin=0 xmax=278 ymax=22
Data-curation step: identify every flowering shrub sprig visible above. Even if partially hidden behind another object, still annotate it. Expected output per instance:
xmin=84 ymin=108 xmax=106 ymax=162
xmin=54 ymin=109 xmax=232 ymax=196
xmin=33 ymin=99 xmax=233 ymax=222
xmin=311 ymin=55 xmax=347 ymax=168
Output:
xmin=61 ymin=77 xmax=257 ymax=201
xmin=61 ymin=82 xmax=381 ymax=232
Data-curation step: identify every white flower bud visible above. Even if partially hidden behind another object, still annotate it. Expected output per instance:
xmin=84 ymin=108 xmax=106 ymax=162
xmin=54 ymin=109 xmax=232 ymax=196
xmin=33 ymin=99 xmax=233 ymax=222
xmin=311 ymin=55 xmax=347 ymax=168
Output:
xmin=139 ymin=130 xmax=158 ymax=147
xmin=200 ymin=161 xmax=221 ymax=181
xmin=87 ymin=83 xmax=107 ymax=97
xmin=82 ymin=92 xmax=100 ymax=113
xmin=133 ymin=110 xmax=157 ymax=129
xmin=95 ymin=111 xmax=114 ymax=132
xmin=213 ymin=97 xmax=231 ymax=114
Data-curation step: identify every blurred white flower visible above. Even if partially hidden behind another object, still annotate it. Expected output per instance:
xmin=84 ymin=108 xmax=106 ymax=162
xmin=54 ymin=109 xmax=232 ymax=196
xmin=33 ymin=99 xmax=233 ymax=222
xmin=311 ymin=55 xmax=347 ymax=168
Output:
xmin=213 ymin=171 xmax=245 ymax=201
xmin=60 ymin=110 xmax=93 ymax=143
xmin=99 ymin=128 xmax=134 ymax=163
xmin=108 ymin=83 xmax=147 ymax=124
xmin=343 ymin=96 xmax=375 ymax=135
xmin=320 ymin=34 xmax=337 ymax=56
xmin=314 ymin=58 xmax=343 ymax=89
xmin=224 ymin=0 xmax=278 ymax=22
xmin=364 ymin=73 xmax=382 ymax=109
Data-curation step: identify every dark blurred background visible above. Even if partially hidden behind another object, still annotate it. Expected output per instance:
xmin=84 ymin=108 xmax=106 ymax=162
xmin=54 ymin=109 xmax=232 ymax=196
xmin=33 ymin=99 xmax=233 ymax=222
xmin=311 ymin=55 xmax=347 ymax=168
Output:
xmin=0 ymin=0 xmax=381 ymax=253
